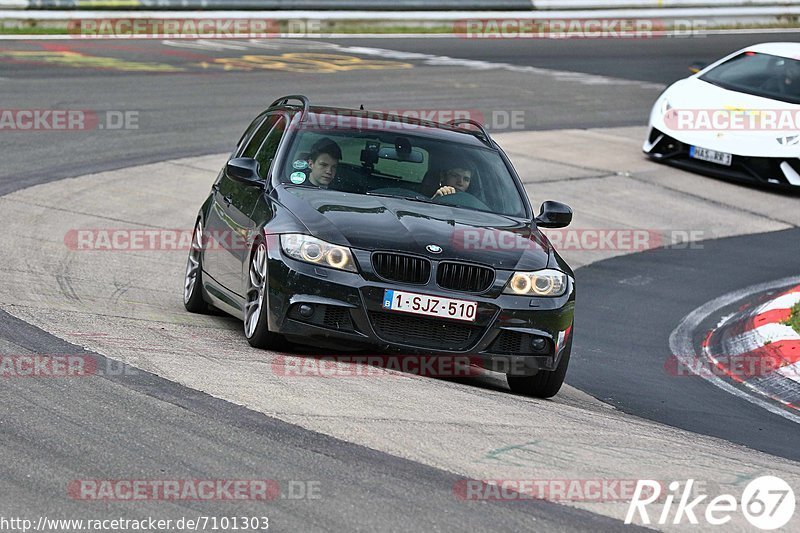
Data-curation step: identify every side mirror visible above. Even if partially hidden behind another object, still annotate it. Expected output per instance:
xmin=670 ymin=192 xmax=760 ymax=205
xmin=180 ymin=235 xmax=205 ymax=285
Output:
xmin=535 ymin=201 xmax=572 ymax=229
xmin=226 ymin=157 xmax=262 ymax=185
xmin=689 ymin=61 xmax=708 ymax=74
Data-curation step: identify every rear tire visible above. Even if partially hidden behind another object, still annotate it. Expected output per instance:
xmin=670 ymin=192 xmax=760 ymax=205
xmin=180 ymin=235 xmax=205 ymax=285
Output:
xmin=507 ymin=338 xmax=572 ymax=399
xmin=244 ymin=242 xmax=288 ymax=350
xmin=184 ymin=218 xmax=210 ymax=314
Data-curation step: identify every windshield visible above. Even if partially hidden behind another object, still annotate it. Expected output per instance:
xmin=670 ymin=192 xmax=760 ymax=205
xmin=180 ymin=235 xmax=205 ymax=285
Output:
xmin=700 ymin=52 xmax=800 ymax=104
xmin=279 ymin=125 xmax=527 ymax=218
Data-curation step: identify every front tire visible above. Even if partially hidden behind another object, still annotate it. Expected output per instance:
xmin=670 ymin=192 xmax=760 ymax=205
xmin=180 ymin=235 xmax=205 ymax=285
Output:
xmin=243 ymin=242 xmax=287 ymax=350
xmin=507 ymin=338 xmax=572 ymax=399
xmin=184 ymin=218 xmax=210 ymax=314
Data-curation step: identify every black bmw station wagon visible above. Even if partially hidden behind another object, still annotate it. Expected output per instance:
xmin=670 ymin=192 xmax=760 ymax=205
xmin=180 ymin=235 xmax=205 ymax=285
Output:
xmin=183 ymin=95 xmax=576 ymax=398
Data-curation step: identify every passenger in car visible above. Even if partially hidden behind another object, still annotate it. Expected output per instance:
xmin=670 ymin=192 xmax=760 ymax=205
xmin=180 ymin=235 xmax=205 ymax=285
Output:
xmin=307 ymin=138 xmax=342 ymax=188
xmin=432 ymin=166 xmax=474 ymax=197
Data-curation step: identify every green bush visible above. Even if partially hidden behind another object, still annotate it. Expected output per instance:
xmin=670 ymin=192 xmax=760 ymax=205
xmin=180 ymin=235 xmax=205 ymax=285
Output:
xmin=785 ymin=302 xmax=800 ymax=335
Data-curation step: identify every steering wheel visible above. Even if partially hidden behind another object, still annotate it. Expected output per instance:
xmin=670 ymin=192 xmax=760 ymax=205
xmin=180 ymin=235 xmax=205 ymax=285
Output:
xmin=431 ymin=191 xmax=491 ymax=211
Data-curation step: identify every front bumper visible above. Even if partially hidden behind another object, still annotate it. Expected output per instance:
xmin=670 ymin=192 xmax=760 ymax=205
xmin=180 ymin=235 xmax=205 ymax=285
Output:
xmin=264 ymin=245 xmax=575 ymax=376
xmin=644 ymin=127 xmax=800 ymax=191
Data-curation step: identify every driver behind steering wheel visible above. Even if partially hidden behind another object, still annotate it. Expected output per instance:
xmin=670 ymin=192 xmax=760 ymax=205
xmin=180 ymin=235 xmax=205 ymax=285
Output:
xmin=432 ymin=166 xmax=475 ymax=198
xmin=760 ymin=58 xmax=800 ymax=96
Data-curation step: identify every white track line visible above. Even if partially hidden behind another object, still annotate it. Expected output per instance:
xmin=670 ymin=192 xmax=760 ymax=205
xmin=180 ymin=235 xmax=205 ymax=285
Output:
xmin=778 ymin=362 xmax=800 ymax=383
xmin=333 ymin=43 xmax=664 ymax=88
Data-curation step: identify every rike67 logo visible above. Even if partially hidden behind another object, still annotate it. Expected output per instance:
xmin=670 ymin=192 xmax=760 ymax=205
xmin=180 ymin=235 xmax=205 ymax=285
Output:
xmin=625 ymin=476 xmax=795 ymax=530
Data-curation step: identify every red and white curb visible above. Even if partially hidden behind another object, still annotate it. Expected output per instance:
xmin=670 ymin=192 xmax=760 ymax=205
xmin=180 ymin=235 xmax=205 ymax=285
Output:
xmin=703 ymin=284 xmax=800 ymax=410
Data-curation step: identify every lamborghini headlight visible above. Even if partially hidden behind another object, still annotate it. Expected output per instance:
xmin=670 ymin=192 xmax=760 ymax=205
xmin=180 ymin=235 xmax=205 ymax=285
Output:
xmin=280 ymin=234 xmax=357 ymax=272
xmin=660 ymin=97 xmax=673 ymax=115
xmin=503 ymin=269 xmax=568 ymax=297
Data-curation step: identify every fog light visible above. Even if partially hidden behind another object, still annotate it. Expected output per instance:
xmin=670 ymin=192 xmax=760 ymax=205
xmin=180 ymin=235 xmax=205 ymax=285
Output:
xmin=530 ymin=337 xmax=548 ymax=353
xmin=298 ymin=304 xmax=315 ymax=318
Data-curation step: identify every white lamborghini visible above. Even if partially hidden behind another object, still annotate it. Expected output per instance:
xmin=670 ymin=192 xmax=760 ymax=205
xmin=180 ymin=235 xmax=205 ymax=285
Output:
xmin=643 ymin=42 xmax=800 ymax=190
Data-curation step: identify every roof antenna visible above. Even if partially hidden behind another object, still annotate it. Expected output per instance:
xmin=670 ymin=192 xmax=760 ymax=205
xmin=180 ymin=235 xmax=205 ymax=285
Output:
xmin=360 ymin=104 xmax=364 ymax=110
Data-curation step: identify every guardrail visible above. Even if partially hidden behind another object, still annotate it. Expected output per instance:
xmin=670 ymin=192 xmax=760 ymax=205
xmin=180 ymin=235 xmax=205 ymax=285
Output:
xmin=5 ymin=0 xmax=531 ymax=9
xmin=3 ymin=0 xmax=798 ymax=9
xmin=534 ymin=0 xmax=798 ymax=8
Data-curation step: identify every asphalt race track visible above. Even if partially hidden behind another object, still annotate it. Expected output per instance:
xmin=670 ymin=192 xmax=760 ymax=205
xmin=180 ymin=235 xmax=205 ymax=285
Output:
xmin=1 ymin=33 xmax=799 ymax=531
xmin=0 ymin=309 xmax=630 ymax=532
xmin=570 ymin=228 xmax=800 ymax=460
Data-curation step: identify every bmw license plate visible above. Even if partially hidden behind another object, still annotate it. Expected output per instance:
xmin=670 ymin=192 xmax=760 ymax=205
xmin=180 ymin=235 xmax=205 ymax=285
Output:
xmin=689 ymin=145 xmax=732 ymax=166
xmin=382 ymin=289 xmax=477 ymax=322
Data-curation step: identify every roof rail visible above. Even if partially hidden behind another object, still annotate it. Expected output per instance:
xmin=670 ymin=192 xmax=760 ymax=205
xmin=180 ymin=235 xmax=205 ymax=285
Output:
xmin=447 ymin=118 xmax=493 ymax=146
xmin=270 ymin=95 xmax=310 ymax=122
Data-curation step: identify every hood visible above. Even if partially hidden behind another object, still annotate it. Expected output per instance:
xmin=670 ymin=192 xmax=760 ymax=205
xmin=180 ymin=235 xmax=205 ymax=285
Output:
xmin=652 ymin=77 xmax=800 ymax=157
xmin=277 ymin=186 xmax=550 ymax=271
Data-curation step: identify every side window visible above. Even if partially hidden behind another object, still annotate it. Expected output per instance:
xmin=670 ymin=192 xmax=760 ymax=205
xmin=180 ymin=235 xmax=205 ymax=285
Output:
xmin=255 ymin=117 xmax=287 ymax=179
xmin=236 ymin=112 xmax=268 ymax=154
xmin=241 ymin=115 xmax=279 ymax=159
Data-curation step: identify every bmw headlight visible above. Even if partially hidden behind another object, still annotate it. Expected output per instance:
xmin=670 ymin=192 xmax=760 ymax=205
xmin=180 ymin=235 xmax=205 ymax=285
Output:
xmin=503 ymin=269 xmax=568 ymax=297
xmin=280 ymin=234 xmax=357 ymax=272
